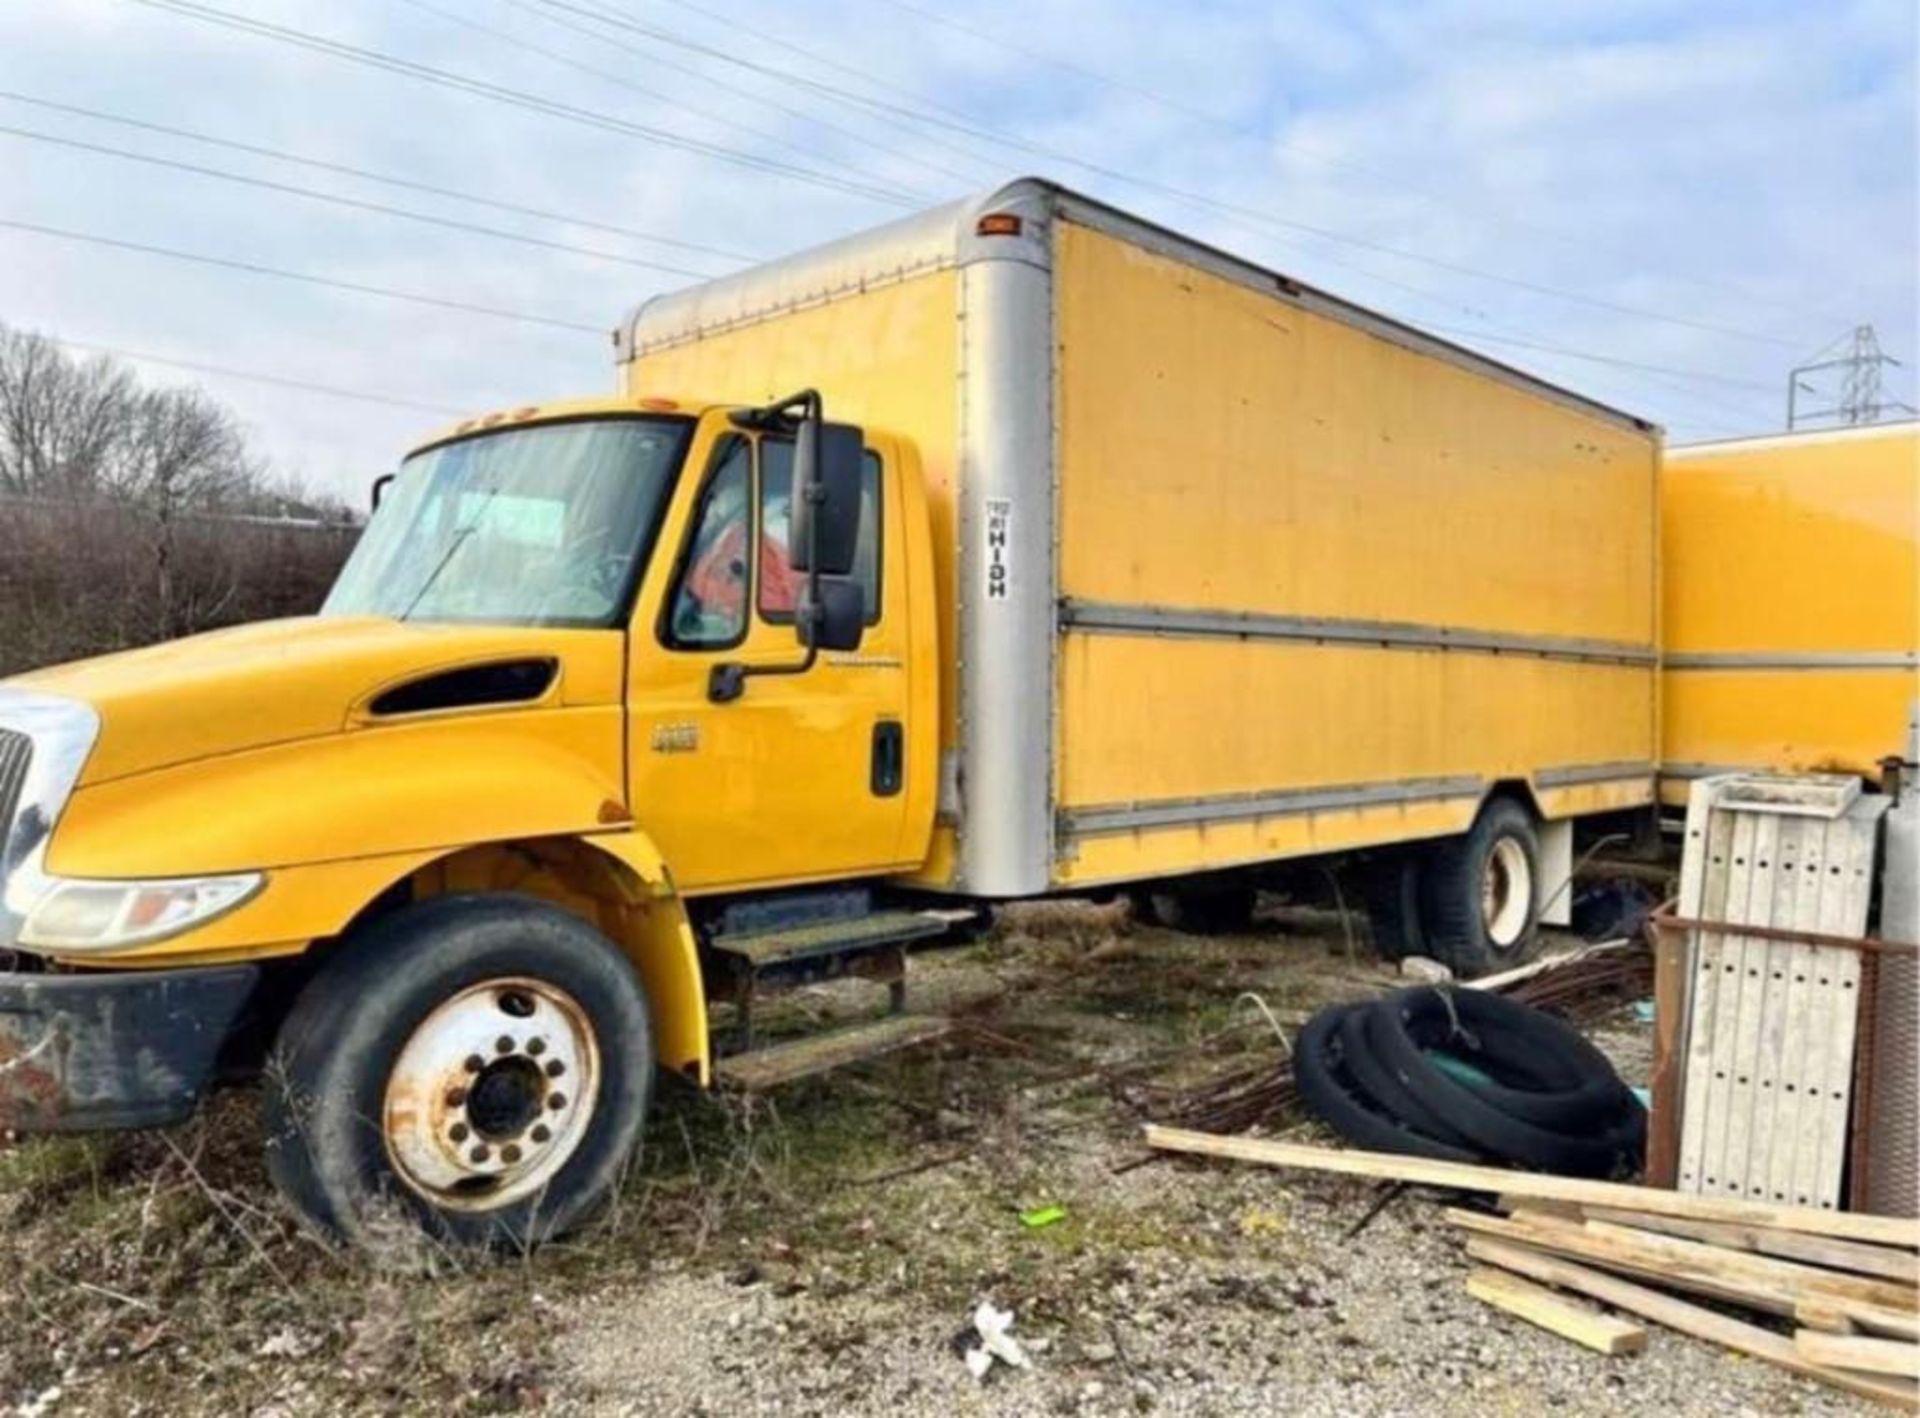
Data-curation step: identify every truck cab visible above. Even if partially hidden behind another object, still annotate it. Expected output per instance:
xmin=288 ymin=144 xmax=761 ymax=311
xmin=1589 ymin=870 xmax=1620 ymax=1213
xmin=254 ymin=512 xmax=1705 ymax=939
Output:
xmin=0 ymin=391 xmax=961 ymax=1248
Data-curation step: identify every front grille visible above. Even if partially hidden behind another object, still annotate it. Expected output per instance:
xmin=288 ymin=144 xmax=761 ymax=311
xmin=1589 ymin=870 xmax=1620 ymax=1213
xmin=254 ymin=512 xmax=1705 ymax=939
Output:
xmin=0 ymin=728 xmax=32 ymax=847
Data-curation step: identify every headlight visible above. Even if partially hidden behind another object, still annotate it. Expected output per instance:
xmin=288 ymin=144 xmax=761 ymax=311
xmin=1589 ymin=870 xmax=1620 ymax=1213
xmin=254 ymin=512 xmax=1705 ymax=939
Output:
xmin=16 ymin=873 xmax=263 ymax=952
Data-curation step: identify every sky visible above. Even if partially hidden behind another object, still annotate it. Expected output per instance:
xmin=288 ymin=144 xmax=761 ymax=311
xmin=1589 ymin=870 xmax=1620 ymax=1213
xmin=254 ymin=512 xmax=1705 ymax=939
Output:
xmin=1 ymin=0 xmax=1914 ymax=503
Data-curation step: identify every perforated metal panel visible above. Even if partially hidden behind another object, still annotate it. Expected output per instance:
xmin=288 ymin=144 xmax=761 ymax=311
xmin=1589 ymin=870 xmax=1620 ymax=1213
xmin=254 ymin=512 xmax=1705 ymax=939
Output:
xmin=1675 ymin=773 xmax=1885 ymax=1210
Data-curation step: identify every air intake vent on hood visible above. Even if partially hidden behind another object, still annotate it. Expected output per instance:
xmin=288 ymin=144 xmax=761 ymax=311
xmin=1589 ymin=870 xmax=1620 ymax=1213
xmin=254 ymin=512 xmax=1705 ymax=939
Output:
xmin=369 ymin=659 xmax=558 ymax=717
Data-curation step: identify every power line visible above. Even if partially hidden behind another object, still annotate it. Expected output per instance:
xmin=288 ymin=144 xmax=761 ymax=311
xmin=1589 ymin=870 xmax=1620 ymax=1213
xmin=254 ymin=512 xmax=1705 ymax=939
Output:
xmin=0 ymin=217 xmax=601 ymax=332
xmin=1419 ymin=326 xmax=1782 ymax=393
xmin=137 ymin=0 xmax=1805 ymax=355
xmin=391 ymin=0 xmax=983 ymax=195
xmin=858 ymin=0 xmax=1849 ymax=329
xmin=551 ymin=0 xmax=1804 ymax=351
xmin=124 ymin=0 xmax=920 ymax=210
xmin=514 ymin=0 xmax=1012 ymax=179
xmin=48 ymin=335 xmax=468 ymax=416
xmin=0 ymin=89 xmax=760 ymax=264
xmin=0 ymin=124 xmax=726 ymax=278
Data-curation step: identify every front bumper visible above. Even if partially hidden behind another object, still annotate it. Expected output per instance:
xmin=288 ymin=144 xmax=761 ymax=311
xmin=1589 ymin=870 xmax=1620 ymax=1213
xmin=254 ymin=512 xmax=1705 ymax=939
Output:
xmin=0 ymin=964 xmax=259 ymax=1131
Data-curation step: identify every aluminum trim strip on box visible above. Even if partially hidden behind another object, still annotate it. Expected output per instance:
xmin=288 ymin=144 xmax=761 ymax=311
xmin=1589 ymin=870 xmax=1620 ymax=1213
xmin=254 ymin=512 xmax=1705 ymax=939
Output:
xmin=1060 ymin=774 xmax=1485 ymax=838
xmin=1060 ymin=598 xmax=1658 ymax=666
xmin=1534 ymin=760 xmax=1658 ymax=788
xmin=1663 ymin=650 xmax=1919 ymax=671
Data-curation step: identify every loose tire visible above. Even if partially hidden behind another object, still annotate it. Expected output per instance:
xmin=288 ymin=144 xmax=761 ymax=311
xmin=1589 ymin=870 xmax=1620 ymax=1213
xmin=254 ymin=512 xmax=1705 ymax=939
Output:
xmin=1420 ymin=799 xmax=1542 ymax=978
xmin=264 ymin=893 xmax=655 ymax=1251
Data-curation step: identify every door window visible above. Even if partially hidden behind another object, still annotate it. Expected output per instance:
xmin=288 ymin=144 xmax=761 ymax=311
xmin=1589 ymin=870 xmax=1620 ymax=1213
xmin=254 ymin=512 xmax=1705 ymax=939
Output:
xmin=758 ymin=439 xmax=884 ymax=624
xmin=665 ymin=438 xmax=752 ymax=648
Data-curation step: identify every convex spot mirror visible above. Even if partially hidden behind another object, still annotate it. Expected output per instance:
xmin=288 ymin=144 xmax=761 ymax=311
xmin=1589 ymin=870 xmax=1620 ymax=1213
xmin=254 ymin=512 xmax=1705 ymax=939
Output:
xmin=799 ymin=578 xmax=865 ymax=653
xmin=790 ymin=418 xmax=864 ymax=577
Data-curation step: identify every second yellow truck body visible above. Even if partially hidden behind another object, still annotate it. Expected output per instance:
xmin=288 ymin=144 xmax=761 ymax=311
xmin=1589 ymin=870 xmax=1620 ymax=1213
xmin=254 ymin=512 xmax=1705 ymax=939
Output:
xmin=1659 ymin=421 xmax=1919 ymax=805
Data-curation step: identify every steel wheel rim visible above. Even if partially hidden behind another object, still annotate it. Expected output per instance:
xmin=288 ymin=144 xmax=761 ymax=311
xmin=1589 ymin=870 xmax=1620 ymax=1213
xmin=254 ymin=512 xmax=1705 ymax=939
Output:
xmin=383 ymin=976 xmax=599 ymax=1212
xmin=1481 ymin=837 xmax=1532 ymax=949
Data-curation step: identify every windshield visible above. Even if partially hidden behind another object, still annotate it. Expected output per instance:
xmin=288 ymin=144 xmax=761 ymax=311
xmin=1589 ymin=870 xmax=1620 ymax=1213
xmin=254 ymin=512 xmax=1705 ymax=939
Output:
xmin=324 ymin=416 xmax=691 ymax=628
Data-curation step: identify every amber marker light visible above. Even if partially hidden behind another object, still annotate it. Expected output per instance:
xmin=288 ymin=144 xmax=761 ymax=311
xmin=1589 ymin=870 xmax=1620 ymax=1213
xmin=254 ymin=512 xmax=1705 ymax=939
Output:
xmin=976 ymin=213 xmax=1023 ymax=237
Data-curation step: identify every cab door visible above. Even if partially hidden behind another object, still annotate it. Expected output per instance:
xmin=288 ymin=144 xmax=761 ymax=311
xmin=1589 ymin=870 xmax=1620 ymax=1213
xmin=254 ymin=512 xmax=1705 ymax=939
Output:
xmin=626 ymin=422 xmax=912 ymax=892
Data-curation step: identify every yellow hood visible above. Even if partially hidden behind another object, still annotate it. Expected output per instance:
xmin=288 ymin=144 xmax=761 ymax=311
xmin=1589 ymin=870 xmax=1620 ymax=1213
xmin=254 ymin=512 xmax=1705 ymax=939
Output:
xmin=10 ymin=617 xmax=626 ymax=786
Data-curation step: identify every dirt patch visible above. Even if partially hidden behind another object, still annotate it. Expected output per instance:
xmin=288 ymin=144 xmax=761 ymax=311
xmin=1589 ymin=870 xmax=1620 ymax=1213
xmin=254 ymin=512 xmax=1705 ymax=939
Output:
xmin=0 ymin=905 xmax=1873 ymax=1415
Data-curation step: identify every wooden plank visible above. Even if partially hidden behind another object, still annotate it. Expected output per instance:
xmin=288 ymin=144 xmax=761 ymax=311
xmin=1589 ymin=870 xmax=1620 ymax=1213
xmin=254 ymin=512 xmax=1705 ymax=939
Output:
xmin=1584 ymin=1205 xmax=1920 ymax=1283
xmin=1797 ymin=1299 xmax=1860 ymax=1334
xmin=1647 ymin=923 xmax=1689 ymax=1188
xmin=1798 ymin=1299 xmax=1920 ymax=1343
xmin=1576 ymin=1218 xmax=1918 ymax=1312
xmin=1449 ymin=1209 xmax=1916 ymax=1316
xmin=1795 ymin=1330 xmax=1920 ymax=1380
xmin=1139 ymin=1128 xmax=1920 ymax=1247
xmin=1466 ymin=1238 xmax=1920 ymax=1410
xmin=1465 ymin=1266 xmax=1647 ymax=1355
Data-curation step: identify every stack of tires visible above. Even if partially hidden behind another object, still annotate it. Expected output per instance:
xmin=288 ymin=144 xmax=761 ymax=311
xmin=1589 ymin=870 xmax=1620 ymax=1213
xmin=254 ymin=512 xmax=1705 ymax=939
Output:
xmin=1294 ymin=987 xmax=1645 ymax=1179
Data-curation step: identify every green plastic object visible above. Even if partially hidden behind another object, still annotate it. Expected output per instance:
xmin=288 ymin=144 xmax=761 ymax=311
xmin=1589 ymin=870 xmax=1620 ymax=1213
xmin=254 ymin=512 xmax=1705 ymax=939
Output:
xmin=1425 ymin=1050 xmax=1498 ymax=1090
xmin=1019 ymin=1205 xmax=1067 ymax=1229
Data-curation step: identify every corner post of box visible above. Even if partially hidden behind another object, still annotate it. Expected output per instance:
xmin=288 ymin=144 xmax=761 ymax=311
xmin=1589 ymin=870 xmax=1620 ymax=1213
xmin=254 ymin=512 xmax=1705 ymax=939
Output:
xmin=955 ymin=183 xmax=1057 ymax=896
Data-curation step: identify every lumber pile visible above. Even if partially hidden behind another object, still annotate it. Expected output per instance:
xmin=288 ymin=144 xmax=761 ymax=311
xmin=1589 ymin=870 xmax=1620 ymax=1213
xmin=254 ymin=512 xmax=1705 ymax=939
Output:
xmin=1144 ymin=1127 xmax=1920 ymax=1411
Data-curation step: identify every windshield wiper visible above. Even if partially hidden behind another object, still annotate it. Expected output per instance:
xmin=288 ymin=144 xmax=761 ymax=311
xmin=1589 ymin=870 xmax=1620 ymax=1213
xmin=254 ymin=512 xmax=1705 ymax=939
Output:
xmin=399 ymin=483 xmax=502 ymax=620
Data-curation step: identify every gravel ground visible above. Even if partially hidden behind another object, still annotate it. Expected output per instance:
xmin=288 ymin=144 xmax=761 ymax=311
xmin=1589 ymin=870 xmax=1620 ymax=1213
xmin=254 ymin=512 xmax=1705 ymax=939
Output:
xmin=0 ymin=902 xmax=1886 ymax=1416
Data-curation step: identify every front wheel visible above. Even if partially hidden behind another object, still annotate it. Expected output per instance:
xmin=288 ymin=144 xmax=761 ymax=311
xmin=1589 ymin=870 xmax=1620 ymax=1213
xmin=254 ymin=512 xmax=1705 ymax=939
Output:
xmin=264 ymin=894 xmax=654 ymax=1251
xmin=1419 ymin=799 xmax=1542 ymax=979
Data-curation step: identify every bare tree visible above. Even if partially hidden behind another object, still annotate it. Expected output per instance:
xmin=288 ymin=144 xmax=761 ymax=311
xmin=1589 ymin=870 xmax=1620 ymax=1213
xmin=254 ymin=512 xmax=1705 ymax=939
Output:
xmin=0 ymin=323 xmax=359 ymax=674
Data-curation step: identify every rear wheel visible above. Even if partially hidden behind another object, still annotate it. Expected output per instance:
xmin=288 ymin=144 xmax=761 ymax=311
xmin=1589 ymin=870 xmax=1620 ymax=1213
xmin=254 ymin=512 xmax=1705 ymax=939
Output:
xmin=1419 ymin=799 xmax=1542 ymax=979
xmin=264 ymin=894 xmax=654 ymax=1251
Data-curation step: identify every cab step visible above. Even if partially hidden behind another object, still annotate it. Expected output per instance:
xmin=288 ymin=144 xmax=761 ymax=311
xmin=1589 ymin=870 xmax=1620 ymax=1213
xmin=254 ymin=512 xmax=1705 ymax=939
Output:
xmin=713 ymin=1014 xmax=952 ymax=1091
xmin=707 ymin=907 xmax=973 ymax=973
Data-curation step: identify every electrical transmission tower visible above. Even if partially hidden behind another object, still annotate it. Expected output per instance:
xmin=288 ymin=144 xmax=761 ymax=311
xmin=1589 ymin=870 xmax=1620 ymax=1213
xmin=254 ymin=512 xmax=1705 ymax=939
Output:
xmin=1787 ymin=325 xmax=1918 ymax=429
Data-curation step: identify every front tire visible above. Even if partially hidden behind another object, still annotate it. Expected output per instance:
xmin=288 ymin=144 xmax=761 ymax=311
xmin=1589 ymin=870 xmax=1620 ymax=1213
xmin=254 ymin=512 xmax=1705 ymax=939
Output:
xmin=264 ymin=894 xmax=654 ymax=1251
xmin=1419 ymin=798 xmax=1542 ymax=979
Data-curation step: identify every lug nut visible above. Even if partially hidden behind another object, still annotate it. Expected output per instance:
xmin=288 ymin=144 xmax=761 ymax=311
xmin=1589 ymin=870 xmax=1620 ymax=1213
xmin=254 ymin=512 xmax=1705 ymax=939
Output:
xmin=450 ymin=1122 xmax=470 ymax=1143
xmin=531 ymin=1124 xmax=551 ymax=1144
xmin=445 ymin=1087 xmax=467 ymax=1108
xmin=501 ymin=1144 xmax=522 ymax=1164
xmin=471 ymin=1144 xmax=492 ymax=1163
xmin=527 ymin=1038 xmax=547 ymax=1057
xmin=495 ymin=1035 xmax=514 ymax=1054
xmin=547 ymin=1093 xmax=567 ymax=1111
xmin=545 ymin=1059 xmax=566 ymax=1078
xmin=464 ymin=1054 xmax=484 ymax=1073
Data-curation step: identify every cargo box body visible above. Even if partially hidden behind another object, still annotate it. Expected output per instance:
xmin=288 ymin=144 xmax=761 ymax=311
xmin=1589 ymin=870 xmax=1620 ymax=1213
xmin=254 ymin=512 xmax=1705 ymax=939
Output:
xmin=620 ymin=180 xmax=1659 ymax=897
xmin=1660 ymin=422 xmax=1919 ymax=806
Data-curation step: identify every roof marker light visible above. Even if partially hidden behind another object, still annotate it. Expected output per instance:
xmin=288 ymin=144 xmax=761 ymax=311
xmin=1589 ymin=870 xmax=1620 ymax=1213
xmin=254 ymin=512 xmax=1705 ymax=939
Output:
xmin=976 ymin=213 xmax=1023 ymax=238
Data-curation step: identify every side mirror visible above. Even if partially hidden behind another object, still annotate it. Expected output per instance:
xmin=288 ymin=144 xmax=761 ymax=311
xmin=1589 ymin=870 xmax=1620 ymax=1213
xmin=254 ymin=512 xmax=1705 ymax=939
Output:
xmin=798 ymin=577 xmax=865 ymax=652
xmin=789 ymin=418 xmax=864 ymax=577
xmin=371 ymin=472 xmax=395 ymax=512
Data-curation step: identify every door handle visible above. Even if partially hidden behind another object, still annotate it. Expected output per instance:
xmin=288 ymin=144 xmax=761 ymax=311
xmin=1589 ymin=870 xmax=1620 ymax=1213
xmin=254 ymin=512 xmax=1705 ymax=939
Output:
xmin=870 ymin=721 xmax=903 ymax=797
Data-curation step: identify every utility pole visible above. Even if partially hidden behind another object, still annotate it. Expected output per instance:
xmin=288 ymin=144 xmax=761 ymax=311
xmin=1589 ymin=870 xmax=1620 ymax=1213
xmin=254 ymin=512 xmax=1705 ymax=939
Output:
xmin=1787 ymin=325 xmax=1918 ymax=429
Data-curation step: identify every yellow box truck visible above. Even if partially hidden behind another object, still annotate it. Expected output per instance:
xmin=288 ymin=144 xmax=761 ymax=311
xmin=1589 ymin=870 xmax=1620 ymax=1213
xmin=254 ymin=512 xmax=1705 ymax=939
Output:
xmin=1659 ymin=421 xmax=1918 ymax=806
xmin=0 ymin=180 xmax=1657 ymax=1246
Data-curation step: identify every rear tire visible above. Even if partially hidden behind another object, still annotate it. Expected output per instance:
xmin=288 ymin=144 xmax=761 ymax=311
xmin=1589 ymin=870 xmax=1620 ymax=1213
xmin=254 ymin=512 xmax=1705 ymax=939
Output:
xmin=1419 ymin=799 xmax=1542 ymax=979
xmin=263 ymin=893 xmax=654 ymax=1252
